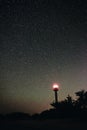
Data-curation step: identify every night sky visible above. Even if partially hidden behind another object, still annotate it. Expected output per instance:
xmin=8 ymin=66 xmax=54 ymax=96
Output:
xmin=0 ymin=0 xmax=87 ymax=114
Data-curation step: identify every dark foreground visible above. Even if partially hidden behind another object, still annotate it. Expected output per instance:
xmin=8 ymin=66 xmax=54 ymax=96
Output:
xmin=0 ymin=118 xmax=87 ymax=130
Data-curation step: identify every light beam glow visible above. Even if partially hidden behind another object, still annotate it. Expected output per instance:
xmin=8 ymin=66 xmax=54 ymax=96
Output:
xmin=53 ymin=83 xmax=59 ymax=91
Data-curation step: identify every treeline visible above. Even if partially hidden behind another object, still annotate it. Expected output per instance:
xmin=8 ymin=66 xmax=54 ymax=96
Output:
xmin=0 ymin=112 xmax=31 ymax=120
xmin=41 ymin=90 xmax=87 ymax=119
xmin=0 ymin=90 xmax=87 ymax=120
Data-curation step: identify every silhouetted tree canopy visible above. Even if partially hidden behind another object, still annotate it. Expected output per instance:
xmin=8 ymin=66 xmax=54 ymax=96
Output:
xmin=6 ymin=112 xmax=31 ymax=120
xmin=50 ymin=90 xmax=87 ymax=119
xmin=75 ymin=90 xmax=87 ymax=109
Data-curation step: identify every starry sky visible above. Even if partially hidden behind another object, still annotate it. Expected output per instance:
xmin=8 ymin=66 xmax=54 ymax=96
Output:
xmin=0 ymin=0 xmax=87 ymax=114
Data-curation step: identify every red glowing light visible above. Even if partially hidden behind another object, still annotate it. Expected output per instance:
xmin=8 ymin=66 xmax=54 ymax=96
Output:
xmin=53 ymin=83 xmax=59 ymax=91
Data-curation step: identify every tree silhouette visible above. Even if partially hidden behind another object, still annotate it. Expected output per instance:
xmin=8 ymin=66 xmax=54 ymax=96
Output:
xmin=50 ymin=90 xmax=87 ymax=119
xmin=75 ymin=90 xmax=87 ymax=109
xmin=51 ymin=94 xmax=74 ymax=109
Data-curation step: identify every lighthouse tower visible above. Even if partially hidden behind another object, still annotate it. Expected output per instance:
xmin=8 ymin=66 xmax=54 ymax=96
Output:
xmin=52 ymin=83 xmax=59 ymax=103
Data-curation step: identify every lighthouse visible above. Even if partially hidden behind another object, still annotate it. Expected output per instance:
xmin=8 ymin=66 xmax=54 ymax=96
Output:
xmin=52 ymin=83 xmax=59 ymax=103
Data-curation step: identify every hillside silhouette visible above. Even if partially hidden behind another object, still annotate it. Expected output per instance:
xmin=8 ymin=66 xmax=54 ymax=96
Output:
xmin=0 ymin=90 xmax=87 ymax=130
xmin=0 ymin=90 xmax=87 ymax=120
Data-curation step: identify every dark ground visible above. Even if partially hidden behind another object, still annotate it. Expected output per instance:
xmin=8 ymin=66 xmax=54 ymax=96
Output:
xmin=0 ymin=118 xmax=87 ymax=130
